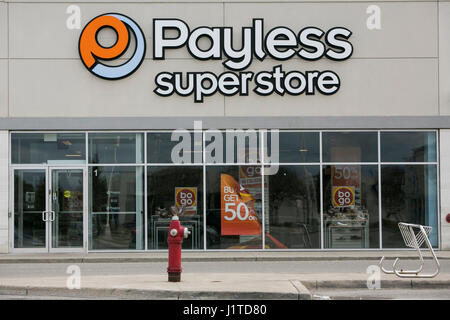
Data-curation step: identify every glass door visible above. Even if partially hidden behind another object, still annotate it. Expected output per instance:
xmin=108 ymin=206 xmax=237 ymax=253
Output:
xmin=49 ymin=168 xmax=85 ymax=251
xmin=13 ymin=169 xmax=48 ymax=251
xmin=12 ymin=167 xmax=86 ymax=252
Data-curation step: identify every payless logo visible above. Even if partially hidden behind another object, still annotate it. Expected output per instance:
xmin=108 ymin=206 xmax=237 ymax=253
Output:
xmin=78 ymin=13 xmax=146 ymax=80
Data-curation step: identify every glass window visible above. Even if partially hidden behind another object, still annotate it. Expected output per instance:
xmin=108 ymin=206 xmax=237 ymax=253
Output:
xmin=323 ymin=165 xmax=379 ymax=249
xmin=89 ymin=166 xmax=144 ymax=250
xmin=147 ymin=166 xmax=203 ymax=250
xmin=265 ymin=165 xmax=320 ymax=249
xmin=148 ymin=131 xmax=201 ymax=164
xmin=205 ymin=130 xmax=260 ymax=164
xmin=322 ymin=132 xmax=378 ymax=163
xmin=11 ymin=133 xmax=86 ymax=164
xmin=381 ymin=131 xmax=437 ymax=162
xmin=381 ymin=165 xmax=438 ymax=248
xmin=206 ymin=166 xmax=262 ymax=249
xmin=89 ymin=133 xmax=143 ymax=164
xmin=264 ymin=131 xmax=319 ymax=163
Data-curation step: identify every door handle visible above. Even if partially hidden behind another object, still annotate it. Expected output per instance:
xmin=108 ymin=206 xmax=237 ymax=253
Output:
xmin=49 ymin=211 xmax=55 ymax=222
xmin=42 ymin=211 xmax=48 ymax=222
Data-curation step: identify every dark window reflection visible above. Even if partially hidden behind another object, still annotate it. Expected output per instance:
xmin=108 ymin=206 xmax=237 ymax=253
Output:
xmin=381 ymin=132 xmax=436 ymax=162
xmin=89 ymin=133 xmax=143 ymax=164
xmin=381 ymin=165 xmax=438 ymax=248
xmin=266 ymin=132 xmax=319 ymax=163
xmin=206 ymin=166 xmax=262 ymax=249
xmin=148 ymin=132 xmax=200 ymax=164
xmin=11 ymin=133 xmax=85 ymax=164
xmin=148 ymin=133 xmax=178 ymax=163
xmin=323 ymin=132 xmax=378 ymax=162
xmin=265 ymin=166 xmax=320 ymax=249
xmin=147 ymin=166 xmax=203 ymax=249
xmin=323 ymin=165 xmax=379 ymax=248
xmin=89 ymin=166 xmax=144 ymax=250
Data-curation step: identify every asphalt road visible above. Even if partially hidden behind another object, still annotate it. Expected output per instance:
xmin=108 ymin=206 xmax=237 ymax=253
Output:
xmin=3 ymin=290 xmax=448 ymax=300
xmin=312 ymin=288 xmax=450 ymax=300
xmin=1 ymin=290 xmax=450 ymax=300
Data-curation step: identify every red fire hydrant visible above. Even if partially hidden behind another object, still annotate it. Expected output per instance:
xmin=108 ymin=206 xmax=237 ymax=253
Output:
xmin=167 ymin=215 xmax=190 ymax=282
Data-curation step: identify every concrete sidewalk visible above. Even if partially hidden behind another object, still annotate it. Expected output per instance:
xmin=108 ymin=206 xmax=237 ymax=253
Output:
xmin=1 ymin=271 xmax=449 ymax=300
xmin=1 ymin=250 xmax=450 ymax=263
xmin=0 ymin=272 xmax=311 ymax=300
xmin=0 ymin=251 xmax=448 ymax=300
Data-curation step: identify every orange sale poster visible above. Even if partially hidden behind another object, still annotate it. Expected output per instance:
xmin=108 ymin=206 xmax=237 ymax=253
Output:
xmin=220 ymin=174 xmax=261 ymax=236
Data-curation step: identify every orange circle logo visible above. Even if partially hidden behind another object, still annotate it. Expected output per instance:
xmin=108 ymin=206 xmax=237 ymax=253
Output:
xmin=79 ymin=13 xmax=145 ymax=80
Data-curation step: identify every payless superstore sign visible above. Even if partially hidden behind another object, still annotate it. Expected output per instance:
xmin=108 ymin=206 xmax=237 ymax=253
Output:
xmin=79 ymin=13 xmax=353 ymax=103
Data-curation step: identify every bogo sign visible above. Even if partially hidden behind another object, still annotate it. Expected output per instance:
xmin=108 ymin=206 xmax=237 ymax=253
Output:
xmin=175 ymin=187 xmax=197 ymax=210
xmin=333 ymin=186 xmax=355 ymax=208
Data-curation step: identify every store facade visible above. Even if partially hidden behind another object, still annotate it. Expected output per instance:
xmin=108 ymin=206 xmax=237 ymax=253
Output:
xmin=0 ymin=0 xmax=449 ymax=253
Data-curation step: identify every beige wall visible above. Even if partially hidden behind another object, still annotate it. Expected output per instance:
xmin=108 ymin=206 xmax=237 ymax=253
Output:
xmin=0 ymin=2 xmax=7 ymax=118
xmin=3 ymin=1 xmax=441 ymax=118
xmin=0 ymin=2 xmax=6 ymax=59
xmin=440 ymin=130 xmax=450 ymax=250
xmin=0 ymin=131 xmax=8 ymax=253
xmin=440 ymin=2 xmax=450 ymax=116
xmin=439 ymin=2 xmax=450 ymax=250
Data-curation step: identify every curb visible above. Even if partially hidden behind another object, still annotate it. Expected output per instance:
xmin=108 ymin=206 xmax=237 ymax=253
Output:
xmin=0 ymin=285 xmax=308 ymax=300
xmin=289 ymin=280 xmax=312 ymax=300
xmin=302 ymin=279 xmax=450 ymax=290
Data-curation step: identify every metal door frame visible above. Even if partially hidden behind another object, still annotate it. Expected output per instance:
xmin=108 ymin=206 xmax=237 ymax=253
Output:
xmin=10 ymin=166 xmax=87 ymax=253
xmin=48 ymin=167 xmax=87 ymax=253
